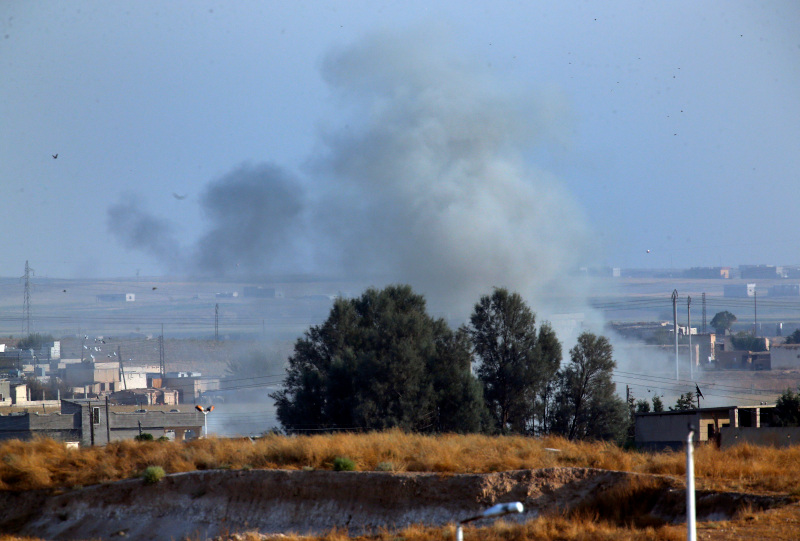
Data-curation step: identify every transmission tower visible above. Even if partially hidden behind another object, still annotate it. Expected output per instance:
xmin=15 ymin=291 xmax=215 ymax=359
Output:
xmin=20 ymin=260 xmax=34 ymax=335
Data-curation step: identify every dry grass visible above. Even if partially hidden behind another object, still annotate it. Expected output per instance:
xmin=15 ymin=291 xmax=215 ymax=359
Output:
xmin=1 ymin=431 xmax=800 ymax=496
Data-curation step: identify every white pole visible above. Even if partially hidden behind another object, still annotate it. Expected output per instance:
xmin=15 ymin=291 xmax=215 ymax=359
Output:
xmin=686 ymin=425 xmax=697 ymax=541
xmin=456 ymin=525 xmax=463 ymax=541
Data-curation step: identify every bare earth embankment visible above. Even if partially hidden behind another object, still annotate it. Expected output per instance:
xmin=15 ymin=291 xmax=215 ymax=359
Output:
xmin=1 ymin=433 xmax=799 ymax=540
xmin=0 ymin=467 xmax=790 ymax=540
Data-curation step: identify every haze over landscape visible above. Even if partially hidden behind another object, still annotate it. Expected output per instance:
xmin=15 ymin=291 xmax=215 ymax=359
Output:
xmin=2 ymin=2 xmax=799 ymax=291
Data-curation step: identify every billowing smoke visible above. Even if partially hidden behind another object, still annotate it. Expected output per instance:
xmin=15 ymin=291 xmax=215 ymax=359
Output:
xmin=193 ymin=163 xmax=306 ymax=276
xmin=107 ymin=29 xmax=597 ymax=320
xmin=309 ymin=31 xmax=593 ymax=316
xmin=106 ymin=195 xmax=183 ymax=272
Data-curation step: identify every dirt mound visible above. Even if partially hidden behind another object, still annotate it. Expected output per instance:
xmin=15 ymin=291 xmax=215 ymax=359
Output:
xmin=0 ymin=468 xmax=788 ymax=540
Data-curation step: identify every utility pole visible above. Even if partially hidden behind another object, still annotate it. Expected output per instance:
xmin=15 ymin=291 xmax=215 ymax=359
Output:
xmin=754 ymin=291 xmax=758 ymax=337
xmin=214 ymin=303 xmax=219 ymax=342
xmin=118 ymin=346 xmax=127 ymax=390
xmin=672 ymin=290 xmax=679 ymax=381
xmin=89 ymin=402 xmax=95 ymax=446
xmin=687 ymin=296 xmax=693 ymax=380
xmin=105 ymin=396 xmax=111 ymax=444
xmin=701 ymin=292 xmax=707 ymax=334
xmin=20 ymin=260 xmax=34 ymax=335
xmin=159 ymin=324 xmax=165 ymax=379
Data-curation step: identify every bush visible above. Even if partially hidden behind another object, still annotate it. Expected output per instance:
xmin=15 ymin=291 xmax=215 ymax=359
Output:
xmin=333 ymin=456 xmax=356 ymax=471
xmin=135 ymin=433 xmax=154 ymax=442
xmin=376 ymin=461 xmax=394 ymax=472
xmin=142 ymin=466 xmax=165 ymax=484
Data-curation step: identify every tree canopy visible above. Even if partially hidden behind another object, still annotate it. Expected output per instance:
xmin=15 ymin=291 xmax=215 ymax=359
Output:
xmin=271 ymin=285 xmax=487 ymax=433
xmin=468 ymin=288 xmax=561 ymax=434
xmin=730 ymin=332 xmax=768 ymax=352
xmin=549 ymin=332 xmax=627 ymax=443
xmin=16 ymin=333 xmax=55 ymax=350
xmin=773 ymin=388 xmax=800 ymax=427
xmin=710 ymin=311 xmax=737 ymax=336
xmin=670 ymin=392 xmax=696 ymax=411
xmin=784 ymin=329 xmax=800 ymax=345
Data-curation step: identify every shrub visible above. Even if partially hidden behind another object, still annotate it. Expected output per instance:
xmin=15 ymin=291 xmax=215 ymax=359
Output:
xmin=376 ymin=461 xmax=394 ymax=472
xmin=135 ymin=433 xmax=154 ymax=442
xmin=142 ymin=466 xmax=165 ymax=484
xmin=333 ymin=456 xmax=356 ymax=471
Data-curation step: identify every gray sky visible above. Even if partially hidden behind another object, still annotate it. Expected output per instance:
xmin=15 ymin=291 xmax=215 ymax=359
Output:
xmin=2 ymin=0 xmax=799 ymax=289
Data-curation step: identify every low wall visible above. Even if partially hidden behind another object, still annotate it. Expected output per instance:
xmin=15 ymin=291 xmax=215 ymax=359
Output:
xmin=720 ymin=427 xmax=800 ymax=448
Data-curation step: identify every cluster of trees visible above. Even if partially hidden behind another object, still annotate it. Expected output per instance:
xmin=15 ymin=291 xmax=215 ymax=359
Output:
xmin=271 ymin=285 xmax=629 ymax=442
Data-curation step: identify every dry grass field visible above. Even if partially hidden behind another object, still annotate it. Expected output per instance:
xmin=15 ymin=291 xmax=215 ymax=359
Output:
xmin=1 ymin=431 xmax=800 ymax=539
xmin=2 ymin=430 xmax=799 ymax=495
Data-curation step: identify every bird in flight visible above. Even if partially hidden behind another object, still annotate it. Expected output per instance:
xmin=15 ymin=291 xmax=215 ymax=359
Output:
xmin=172 ymin=192 xmax=187 ymax=200
xmin=52 ymin=153 xmax=58 ymax=159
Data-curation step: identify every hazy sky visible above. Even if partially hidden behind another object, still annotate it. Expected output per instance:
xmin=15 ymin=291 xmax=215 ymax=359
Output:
xmin=2 ymin=1 xmax=799 ymax=288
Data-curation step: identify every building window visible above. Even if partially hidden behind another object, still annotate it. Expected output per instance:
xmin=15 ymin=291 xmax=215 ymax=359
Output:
xmin=92 ymin=407 xmax=100 ymax=425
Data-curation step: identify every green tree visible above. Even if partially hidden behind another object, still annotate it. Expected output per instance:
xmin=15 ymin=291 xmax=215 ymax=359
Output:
xmin=652 ymin=395 xmax=664 ymax=412
xmin=773 ymin=388 xmax=800 ymax=427
xmin=635 ymin=399 xmax=651 ymax=413
xmin=469 ymin=288 xmax=561 ymax=434
xmin=271 ymin=285 xmax=488 ymax=433
xmin=784 ymin=329 xmax=800 ymax=345
xmin=550 ymin=332 xmax=628 ymax=442
xmin=16 ymin=333 xmax=55 ymax=351
xmin=710 ymin=311 xmax=737 ymax=336
xmin=670 ymin=392 xmax=696 ymax=411
xmin=730 ymin=332 xmax=768 ymax=352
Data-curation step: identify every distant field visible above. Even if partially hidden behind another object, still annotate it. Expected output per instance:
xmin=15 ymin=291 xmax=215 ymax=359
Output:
xmin=4 ymin=275 xmax=800 ymax=340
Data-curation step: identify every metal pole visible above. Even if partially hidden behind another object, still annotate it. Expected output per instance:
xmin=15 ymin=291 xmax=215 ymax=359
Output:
xmin=105 ymin=396 xmax=111 ymax=444
xmin=754 ymin=291 xmax=758 ymax=337
xmin=686 ymin=425 xmax=697 ymax=541
xmin=688 ymin=296 xmax=693 ymax=380
xmin=672 ymin=290 xmax=679 ymax=381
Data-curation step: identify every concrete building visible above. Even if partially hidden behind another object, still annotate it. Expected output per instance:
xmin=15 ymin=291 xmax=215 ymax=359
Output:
xmin=109 ymin=388 xmax=179 ymax=406
xmin=715 ymin=350 xmax=770 ymax=370
xmin=162 ymin=372 xmax=220 ymax=403
xmin=740 ymin=265 xmax=779 ymax=279
xmin=635 ymin=404 xmax=776 ymax=450
xmin=770 ymin=344 xmax=800 ymax=369
xmin=684 ymin=267 xmax=731 ymax=279
xmin=0 ymin=400 xmax=203 ymax=446
xmin=724 ymin=283 xmax=756 ymax=298
xmin=770 ymin=284 xmax=800 ymax=297
xmin=95 ymin=293 xmax=135 ymax=302
xmin=64 ymin=361 xmax=122 ymax=394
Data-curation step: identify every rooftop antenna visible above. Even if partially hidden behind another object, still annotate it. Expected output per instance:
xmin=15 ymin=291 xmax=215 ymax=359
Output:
xmin=20 ymin=260 xmax=34 ymax=335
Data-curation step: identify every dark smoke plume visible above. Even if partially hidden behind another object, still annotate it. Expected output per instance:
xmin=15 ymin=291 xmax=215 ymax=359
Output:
xmin=192 ymin=163 xmax=305 ymax=276
xmin=107 ymin=28 xmax=595 ymax=319
xmin=106 ymin=196 xmax=183 ymax=272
